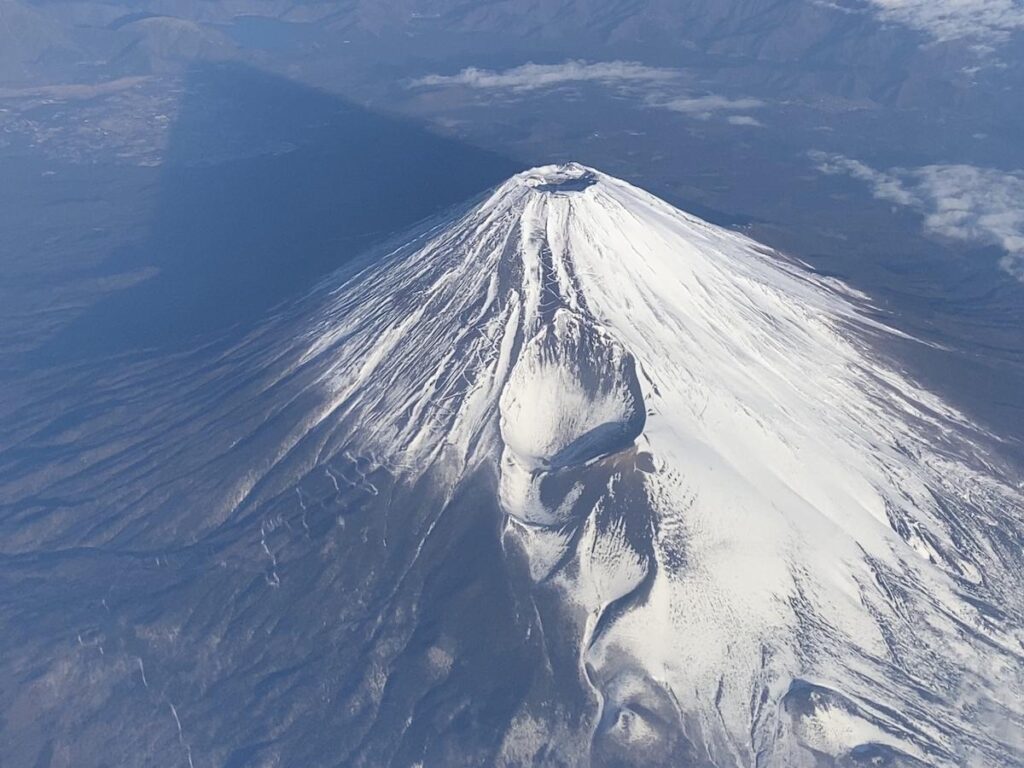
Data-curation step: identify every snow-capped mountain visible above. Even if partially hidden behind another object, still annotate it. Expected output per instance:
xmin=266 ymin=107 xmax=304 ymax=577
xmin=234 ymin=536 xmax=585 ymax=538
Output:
xmin=298 ymin=162 xmax=1024 ymax=766
xmin=1 ymin=164 xmax=1021 ymax=767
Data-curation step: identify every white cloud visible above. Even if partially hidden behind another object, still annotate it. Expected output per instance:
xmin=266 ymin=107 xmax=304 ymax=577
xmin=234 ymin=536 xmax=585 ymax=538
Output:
xmin=411 ymin=60 xmax=679 ymax=92
xmin=916 ymin=165 xmax=1024 ymax=275
xmin=811 ymin=151 xmax=1024 ymax=280
xmin=809 ymin=152 xmax=920 ymax=206
xmin=845 ymin=0 xmax=1024 ymax=43
xmin=726 ymin=115 xmax=764 ymax=127
xmin=412 ymin=60 xmax=764 ymax=121
xmin=660 ymin=95 xmax=764 ymax=118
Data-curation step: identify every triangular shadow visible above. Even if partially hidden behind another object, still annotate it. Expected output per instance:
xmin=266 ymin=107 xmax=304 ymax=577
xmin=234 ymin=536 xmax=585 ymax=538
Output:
xmin=33 ymin=62 xmax=522 ymax=363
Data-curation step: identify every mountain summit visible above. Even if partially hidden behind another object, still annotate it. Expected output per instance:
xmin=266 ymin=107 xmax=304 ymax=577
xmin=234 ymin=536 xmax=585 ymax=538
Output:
xmin=2 ymin=165 xmax=1022 ymax=767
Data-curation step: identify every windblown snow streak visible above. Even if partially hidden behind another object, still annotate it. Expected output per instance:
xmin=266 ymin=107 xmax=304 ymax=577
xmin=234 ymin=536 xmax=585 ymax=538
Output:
xmin=1 ymin=164 xmax=1021 ymax=767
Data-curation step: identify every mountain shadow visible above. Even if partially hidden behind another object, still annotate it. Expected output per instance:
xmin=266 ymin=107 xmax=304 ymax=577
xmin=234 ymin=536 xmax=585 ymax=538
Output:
xmin=34 ymin=62 xmax=521 ymax=362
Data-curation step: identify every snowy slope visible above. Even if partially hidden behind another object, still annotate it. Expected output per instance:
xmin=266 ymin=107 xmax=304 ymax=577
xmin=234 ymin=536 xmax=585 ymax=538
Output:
xmin=2 ymin=163 xmax=1021 ymax=767
xmin=297 ymin=163 xmax=1024 ymax=766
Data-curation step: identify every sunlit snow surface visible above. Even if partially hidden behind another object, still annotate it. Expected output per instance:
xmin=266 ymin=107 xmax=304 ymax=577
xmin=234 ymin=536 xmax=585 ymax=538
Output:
xmin=4 ymin=164 xmax=1022 ymax=766
xmin=304 ymin=164 xmax=1024 ymax=766
xmin=288 ymin=163 xmax=1024 ymax=768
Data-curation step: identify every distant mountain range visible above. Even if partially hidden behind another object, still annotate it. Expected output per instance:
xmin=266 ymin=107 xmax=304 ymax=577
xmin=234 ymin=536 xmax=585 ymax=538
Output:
xmin=3 ymin=0 xmax=1021 ymax=100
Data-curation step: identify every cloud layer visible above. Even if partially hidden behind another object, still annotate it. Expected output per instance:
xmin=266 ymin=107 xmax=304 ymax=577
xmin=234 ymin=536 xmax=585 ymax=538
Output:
xmin=861 ymin=0 xmax=1024 ymax=43
xmin=411 ymin=60 xmax=764 ymax=123
xmin=660 ymin=95 xmax=765 ymax=118
xmin=812 ymin=151 xmax=1024 ymax=280
xmin=412 ymin=60 xmax=680 ymax=92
